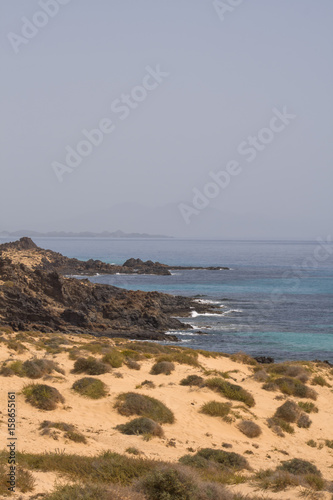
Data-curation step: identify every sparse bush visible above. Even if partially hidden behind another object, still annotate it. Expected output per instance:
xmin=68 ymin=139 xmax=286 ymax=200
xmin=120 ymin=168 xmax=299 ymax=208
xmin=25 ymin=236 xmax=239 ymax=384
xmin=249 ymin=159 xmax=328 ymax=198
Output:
xmin=205 ymin=378 xmax=255 ymax=407
xmin=200 ymin=401 xmax=231 ymax=418
xmin=156 ymin=351 xmax=199 ymax=367
xmin=22 ymin=384 xmax=64 ymax=410
xmin=7 ymin=340 xmax=27 ymax=353
xmin=180 ymin=448 xmax=249 ymax=471
xmin=297 ymin=413 xmax=312 ymax=429
xmin=253 ymin=370 xmax=269 ymax=382
xmin=306 ymin=439 xmax=317 ymax=448
xmin=311 ymin=375 xmax=331 ymax=387
xmin=180 ymin=375 xmax=204 ymax=386
xmin=230 ymin=352 xmax=257 ymax=366
xmin=126 ymin=447 xmax=142 ymax=456
xmin=267 ymin=417 xmax=294 ymax=436
xmin=137 ymin=465 xmax=233 ymax=500
xmin=137 ymin=380 xmax=155 ymax=389
xmin=274 ymin=400 xmax=300 ymax=423
xmin=325 ymin=440 xmax=333 ymax=449
xmin=126 ymin=359 xmax=141 ymax=370
xmin=116 ymin=417 xmax=164 ymax=438
xmin=43 ymin=483 xmax=146 ymax=500
xmin=72 ymin=377 xmax=108 ymax=399
xmin=237 ymin=420 xmax=262 ymax=438
xmin=65 ymin=430 xmax=87 ymax=443
xmin=115 ymin=392 xmax=175 ymax=424
xmin=40 ymin=421 xmax=87 ymax=443
xmin=266 ymin=363 xmax=310 ymax=383
xmin=72 ymin=356 xmax=110 ymax=375
xmin=298 ymin=401 xmax=319 ymax=414
xmin=150 ymin=361 xmax=175 ymax=375
xmin=102 ymin=350 xmax=124 ymax=368
xmin=278 ymin=459 xmax=321 ymax=476
xmin=273 ymin=377 xmax=317 ymax=400
xmin=0 ymin=359 xmax=24 ymax=377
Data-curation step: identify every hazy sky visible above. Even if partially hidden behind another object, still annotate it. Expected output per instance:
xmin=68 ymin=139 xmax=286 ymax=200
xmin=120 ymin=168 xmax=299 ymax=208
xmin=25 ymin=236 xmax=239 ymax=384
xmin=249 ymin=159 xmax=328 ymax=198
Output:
xmin=1 ymin=0 xmax=332 ymax=238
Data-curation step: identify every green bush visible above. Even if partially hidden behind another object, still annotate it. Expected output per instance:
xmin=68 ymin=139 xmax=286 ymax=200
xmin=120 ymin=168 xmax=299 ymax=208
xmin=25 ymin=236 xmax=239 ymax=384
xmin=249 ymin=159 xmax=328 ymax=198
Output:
xmin=102 ymin=350 xmax=124 ymax=368
xmin=311 ymin=375 xmax=331 ymax=387
xmin=72 ymin=356 xmax=110 ymax=375
xmin=115 ymin=393 xmax=174 ymax=424
xmin=0 ymin=359 xmax=24 ymax=377
xmin=116 ymin=417 xmax=164 ymax=438
xmin=205 ymin=378 xmax=255 ymax=407
xmin=267 ymin=417 xmax=294 ymax=436
xmin=306 ymin=440 xmax=317 ymax=448
xmin=200 ymin=401 xmax=231 ymax=418
xmin=0 ymin=358 xmax=64 ymax=378
xmin=150 ymin=361 xmax=175 ymax=375
xmin=180 ymin=448 xmax=249 ymax=471
xmin=297 ymin=401 xmax=318 ymax=413
xmin=156 ymin=351 xmax=199 ymax=367
xmin=72 ymin=377 xmax=108 ymax=399
xmin=237 ymin=420 xmax=262 ymax=438
xmin=230 ymin=352 xmax=257 ymax=366
xmin=180 ymin=375 xmax=204 ymax=386
xmin=22 ymin=384 xmax=64 ymax=410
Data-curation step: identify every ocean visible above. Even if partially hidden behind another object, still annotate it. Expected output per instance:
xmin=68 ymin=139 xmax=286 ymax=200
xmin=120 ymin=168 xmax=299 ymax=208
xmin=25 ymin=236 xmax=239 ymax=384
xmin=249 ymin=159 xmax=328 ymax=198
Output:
xmin=2 ymin=237 xmax=332 ymax=362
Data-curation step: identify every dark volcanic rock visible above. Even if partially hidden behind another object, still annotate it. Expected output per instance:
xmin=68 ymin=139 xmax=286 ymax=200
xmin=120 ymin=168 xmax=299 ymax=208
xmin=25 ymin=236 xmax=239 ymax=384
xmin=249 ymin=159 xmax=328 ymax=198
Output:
xmin=254 ymin=356 xmax=274 ymax=364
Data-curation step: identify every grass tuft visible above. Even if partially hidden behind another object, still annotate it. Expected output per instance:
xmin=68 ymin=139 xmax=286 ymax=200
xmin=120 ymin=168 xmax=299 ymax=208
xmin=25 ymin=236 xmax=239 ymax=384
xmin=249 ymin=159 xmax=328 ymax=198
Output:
xmin=150 ymin=361 xmax=175 ymax=375
xmin=116 ymin=417 xmax=164 ymax=438
xmin=72 ymin=356 xmax=110 ymax=375
xmin=205 ymin=377 xmax=255 ymax=407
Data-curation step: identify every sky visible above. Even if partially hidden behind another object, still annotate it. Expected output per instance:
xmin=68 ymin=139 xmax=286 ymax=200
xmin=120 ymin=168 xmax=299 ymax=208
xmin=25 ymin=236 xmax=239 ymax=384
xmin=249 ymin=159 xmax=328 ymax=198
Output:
xmin=1 ymin=0 xmax=332 ymax=239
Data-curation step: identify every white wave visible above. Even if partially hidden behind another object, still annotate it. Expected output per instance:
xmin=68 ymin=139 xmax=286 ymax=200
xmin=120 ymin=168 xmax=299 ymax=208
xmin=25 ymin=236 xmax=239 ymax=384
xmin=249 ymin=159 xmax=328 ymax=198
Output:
xmin=194 ymin=299 xmax=221 ymax=305
xmin=191 ymin=311 xmax=223 ymax=318
xmin=222 ymin=308 xmax=243 ymax=315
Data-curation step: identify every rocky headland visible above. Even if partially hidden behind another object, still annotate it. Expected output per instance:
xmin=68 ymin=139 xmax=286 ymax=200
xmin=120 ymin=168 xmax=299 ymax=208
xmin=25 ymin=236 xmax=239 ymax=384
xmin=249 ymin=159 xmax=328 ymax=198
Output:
xmin=0 ymin=238 xmax=222 ymax=340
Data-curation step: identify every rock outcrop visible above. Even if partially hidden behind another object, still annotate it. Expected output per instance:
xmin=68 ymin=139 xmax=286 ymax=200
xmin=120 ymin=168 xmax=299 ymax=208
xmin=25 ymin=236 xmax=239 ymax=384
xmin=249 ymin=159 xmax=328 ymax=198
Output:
xmin=0 ymin=239 xmax=221 ymax=340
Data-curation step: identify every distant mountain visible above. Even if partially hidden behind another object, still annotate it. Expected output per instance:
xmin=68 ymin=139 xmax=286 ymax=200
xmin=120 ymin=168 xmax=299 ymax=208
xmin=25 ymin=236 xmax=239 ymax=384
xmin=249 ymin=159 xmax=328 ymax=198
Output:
xmin=0 ymin=230 xmax=172 ymax=239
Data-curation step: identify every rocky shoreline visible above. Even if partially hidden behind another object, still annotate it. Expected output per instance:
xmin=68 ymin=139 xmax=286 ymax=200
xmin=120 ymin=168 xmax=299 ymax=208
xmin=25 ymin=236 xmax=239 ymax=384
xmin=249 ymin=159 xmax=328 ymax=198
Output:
xmin=0 ymin=238 xmax=223 ymax=340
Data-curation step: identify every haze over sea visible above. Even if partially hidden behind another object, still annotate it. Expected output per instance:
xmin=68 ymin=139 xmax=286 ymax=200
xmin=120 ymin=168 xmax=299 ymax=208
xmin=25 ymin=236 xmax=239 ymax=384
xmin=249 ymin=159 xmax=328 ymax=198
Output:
xmin=3 ymin=237 xmax=332 ymax=363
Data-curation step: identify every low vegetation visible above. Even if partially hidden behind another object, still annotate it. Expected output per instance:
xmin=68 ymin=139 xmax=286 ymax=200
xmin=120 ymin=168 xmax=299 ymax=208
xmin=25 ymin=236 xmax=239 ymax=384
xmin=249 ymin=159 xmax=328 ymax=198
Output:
xmin=205 ymin=377 xmax=255 ymax=407
xmin=22 ymin=384 xmax=64 ymax=410
xmin=102 ymin=349 xmax=124 ymax=368
xmin=0 ymin=357 xmax=64 ymax=378
xmin=263 ymin=377 xmax=317 ymax=400
xmin=40 ymin=421 xmax=87 ymax=443
xmin=237 ymin=420 xmax=262 ymax=438
xmin=200 ymin=401 xmax=231 ymax=418
xmin=116 ymin=417 xmax=164 ymax=438
xmin=150 ymin=361 xmax=175 ymax=375
xmin=0 ymin=464 xmax=35 ymax=495
xmin=311 ymin=375 xmax=331 ymax=387
xmin=115 ymin=392 xmax=175 ymax=424
xmin=274 ymin=400 xmax=312 ymax=428
xmin=297 ymin=401 xmax=319 ymax=413
xmin=72 ymin=356 xmax=110 ymax=375
xmin=180 ymin=374 xmax=204 ymax=386
xmin=179 ymin=448 xmax=250 ymax=471
xmin=72 ymin=377 xmax=108 ymax=399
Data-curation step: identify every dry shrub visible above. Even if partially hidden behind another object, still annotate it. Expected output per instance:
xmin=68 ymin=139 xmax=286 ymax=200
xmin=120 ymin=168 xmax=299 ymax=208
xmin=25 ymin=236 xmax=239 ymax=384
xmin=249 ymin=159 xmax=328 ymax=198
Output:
xmin=116 ymin=417 xmax=164 ymax=438
xmin=126 ymin=358 xmax=141 ymax=370
xmin=102 ymin=349 xmax=124 ymax=368
xmin=72 ymin=377 xmax=108 ymax=399
xmin=180 ymin=374 xmax=204 ymax=386
xmin=114 ymin=392 xmax=175 ymax=424
xmin=230 ymin=352 xmax=257 ymax=366
xmin=200 ymin=401 xmax=231 ymax=418
xmin=311 ymin=375 xmax=331 ymax=387
xmin=237 ymin=420 xmax=262 ymax=438
xmin=205 ymin=377 xmax=255 ymax=407
xmin=273 ymin=377 xmax=317 ymax=400
xmin=179 ymin=448 xmax=250 ymax=471
xmin=72 ymin=356 xmax=110 ymax=375
xmin=150 ymin=361 xmax=175 ymax=375
xmin=266 ymin=363 xmax=310 ymax=383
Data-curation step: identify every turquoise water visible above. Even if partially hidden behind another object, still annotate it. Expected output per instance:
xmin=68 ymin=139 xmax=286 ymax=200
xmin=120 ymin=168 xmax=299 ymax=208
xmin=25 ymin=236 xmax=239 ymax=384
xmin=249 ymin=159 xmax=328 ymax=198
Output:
xmin=1 ymin=237 xmax=332 ymax=361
